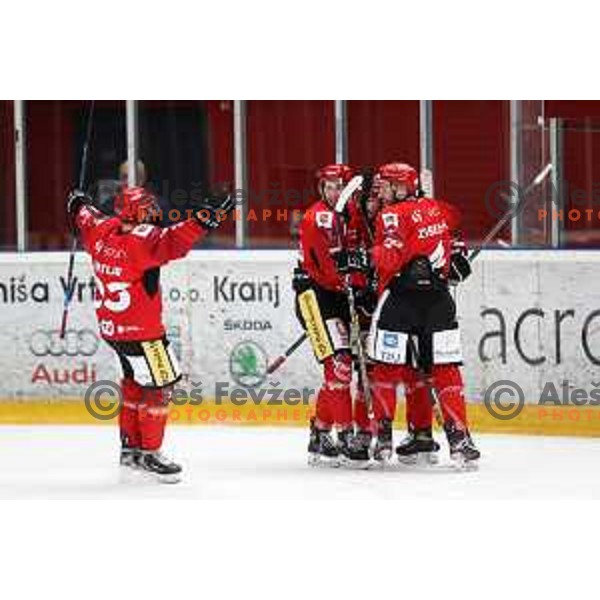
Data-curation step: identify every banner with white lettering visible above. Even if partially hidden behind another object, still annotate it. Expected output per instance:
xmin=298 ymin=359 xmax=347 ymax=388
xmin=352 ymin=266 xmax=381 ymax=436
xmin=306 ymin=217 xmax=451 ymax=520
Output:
xmin=0 ymin=250 xmax=598 ymax=404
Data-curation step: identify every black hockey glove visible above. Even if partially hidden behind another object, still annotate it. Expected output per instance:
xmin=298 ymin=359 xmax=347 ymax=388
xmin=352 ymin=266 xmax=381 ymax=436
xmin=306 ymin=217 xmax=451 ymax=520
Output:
xmin=359 ymin=167 xmax=375 ymax=200
xmin=355 ymin=283 xmax=378 ymax=319
xmin=448 ymin=240 xmax=472 ymax=284
xmin=195 ymin=194 xmax=236 ymax=230
xmin=333 ymin=247 xmax=370 ymax=274
xmin=66 ymin=189 xmax=93 ymax=234
xmin=292 ymin=265 xmax=312 ymax=294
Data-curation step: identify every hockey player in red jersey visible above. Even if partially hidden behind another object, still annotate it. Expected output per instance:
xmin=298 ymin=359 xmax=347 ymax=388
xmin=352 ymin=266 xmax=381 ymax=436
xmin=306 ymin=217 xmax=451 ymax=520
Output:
xmin=293 ymin=164 xmax=372 ymax=466
xmin=396 ymin=197 xmax=473 ymax=464
xmin=67 ymin=186 xmax=235 ymax=482
xmin=367 ymin=162 xmax=480 ymax=466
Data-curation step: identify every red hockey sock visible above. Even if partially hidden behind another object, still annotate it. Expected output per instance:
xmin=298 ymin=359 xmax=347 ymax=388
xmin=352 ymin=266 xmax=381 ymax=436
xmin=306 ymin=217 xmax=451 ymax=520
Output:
xmin=119 ymin=378 xmax=142 ymax=448
xmin=405 ymin=370 xmax=433 ymax=430
xmin=371 ymin=364 xmax=406 ymax=422
xmin=316 ymin=353 xmax=353 ymax=429
xmin=353 ymin=387 xmax=372 ymax=432
xmin=432 ymin=365 xmax=467 ymax=430
xmin=138 ymin=387 xmax=169 ymax=451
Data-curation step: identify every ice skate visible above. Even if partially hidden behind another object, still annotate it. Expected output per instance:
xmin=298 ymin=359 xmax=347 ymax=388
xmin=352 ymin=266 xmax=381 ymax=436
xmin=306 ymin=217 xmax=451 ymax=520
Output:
xmin=373 ymin=419 xmax=393 ymax=463
xmin=395 ymin=427 xmax=440 ymax=466
xmin=444 ymin=422 xmax=480 ymax=470
xmin=308 ymin=418 xmax=340 ymax=467
xmin=338 ymin=429 xmax=372 ymax=469
xmin=138 ymin=450 xmax=183 ymax=484
xmin=119 ymin=446 xmax=141 ymax=470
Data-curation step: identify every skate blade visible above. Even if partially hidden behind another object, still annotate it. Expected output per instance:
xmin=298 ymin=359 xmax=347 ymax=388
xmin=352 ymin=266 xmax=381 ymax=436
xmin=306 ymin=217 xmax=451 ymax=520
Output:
xmin=308 ymin=453 xmax=340 ymax=468
xmin=120 ymin=464 xmax=182 ymax=484
xmin=369 ymin=454 xmax=394 ymax=469
xmin=397 ymin=452 xmax=440 ymax=467
xmin=118 ymin=464 xmax=142 ymax=484
xmin=373 ymin=449 xmax=392 ymax=463
xmin=338 ymin=455 xmax=371 ymax=470
xmin=450 ymin=456 xmax=479 ymax=472
xmin=157 ymin=473 xmax=182 ymax=484
xmin=143 ymin=470 xmax=182 ymax=484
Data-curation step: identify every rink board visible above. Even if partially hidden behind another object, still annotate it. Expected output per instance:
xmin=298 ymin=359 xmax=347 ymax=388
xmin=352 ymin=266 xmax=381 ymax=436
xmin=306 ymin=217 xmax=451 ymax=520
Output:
xmin=0 ymin=249 xmax=599 ymax=435
xmin=2 ymin=398 xmax=600 ymax=437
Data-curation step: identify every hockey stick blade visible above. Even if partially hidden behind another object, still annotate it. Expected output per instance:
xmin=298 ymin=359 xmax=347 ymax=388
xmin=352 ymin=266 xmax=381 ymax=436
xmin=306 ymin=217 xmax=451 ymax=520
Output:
xmin=533 ymin=162 xmax=553 ymax=187
xmin=334 ymin=175 xmax=363 ymax=214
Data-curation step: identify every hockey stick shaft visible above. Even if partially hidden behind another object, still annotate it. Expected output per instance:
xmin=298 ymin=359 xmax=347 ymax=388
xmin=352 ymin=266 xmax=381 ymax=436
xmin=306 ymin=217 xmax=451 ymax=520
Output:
xmin=333 ymin=179 xmax=374 ymax=419
xmin=78 ymin=102 xmax=95 ymax=190
xmin=270 ymin=176 xmax=368 ymax=376
xmin=469 ymin=163 xmax=552 ymax=263
xmin=406 ymin=335 xmax=447 ymax=429
xmin=346 ymin=278 xmax=374 ymax=419
xmin=59 ymin=101 xmax=95 ymax=339
xmin=266 ymin=332 xmax=308 ymax=375
xmin=413 ymin=163 xmax=553 ymax=429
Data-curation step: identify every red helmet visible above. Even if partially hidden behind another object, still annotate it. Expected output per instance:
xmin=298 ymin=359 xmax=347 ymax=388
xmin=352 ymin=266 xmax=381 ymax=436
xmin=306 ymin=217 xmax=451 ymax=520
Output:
xmin=114 ymin=186 xmax=160 ymax=224
xmin=316 ymin=163 xmax=353 ymax=186
xmin=376 ymin=163 xmax=419 ymax=199
xmin=315 ymin=164 xmax=353 ymax=205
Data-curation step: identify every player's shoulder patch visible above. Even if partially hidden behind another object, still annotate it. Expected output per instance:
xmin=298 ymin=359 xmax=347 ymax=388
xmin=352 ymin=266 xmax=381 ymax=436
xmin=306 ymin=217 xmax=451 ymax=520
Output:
xmin=315 ymin=211 xmax=334 ymax=229
xmin=131 ymin=224 xmax=156 ymax=238
xmin=79 ymin=205 xmax=105 ymax=227
xmin=381 ymin=212 xmax=399 ymax=228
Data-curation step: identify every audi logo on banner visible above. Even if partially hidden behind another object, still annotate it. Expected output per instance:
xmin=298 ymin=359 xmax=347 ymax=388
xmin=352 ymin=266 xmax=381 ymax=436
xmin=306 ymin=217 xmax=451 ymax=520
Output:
xmin=29 ymin=329 xmax=100 ymax=357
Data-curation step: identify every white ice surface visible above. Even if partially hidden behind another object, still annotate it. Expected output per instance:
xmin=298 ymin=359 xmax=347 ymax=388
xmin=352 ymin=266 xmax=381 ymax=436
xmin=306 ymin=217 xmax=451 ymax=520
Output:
xmin=0 ymin=425 xmax=599 ymax=499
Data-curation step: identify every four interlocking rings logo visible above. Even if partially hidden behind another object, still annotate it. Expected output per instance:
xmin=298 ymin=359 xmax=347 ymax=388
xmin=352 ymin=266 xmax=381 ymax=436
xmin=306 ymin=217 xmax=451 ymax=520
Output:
xmin=29 ymin=329 xmax=99 ymax=357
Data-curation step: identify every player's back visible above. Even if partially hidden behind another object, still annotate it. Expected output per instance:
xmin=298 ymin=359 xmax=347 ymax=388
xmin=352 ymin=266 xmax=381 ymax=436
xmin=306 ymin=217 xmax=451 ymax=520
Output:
xmin=395 ymin=197 xmax=453 ymax=275
xmin=79 ymin=209 xmax=166 ymax=341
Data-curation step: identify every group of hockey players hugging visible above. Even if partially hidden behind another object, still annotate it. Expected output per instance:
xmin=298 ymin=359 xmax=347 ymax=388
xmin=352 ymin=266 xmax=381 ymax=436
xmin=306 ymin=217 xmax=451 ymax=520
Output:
xmin=66 ymin=159 xmax=478 ymax=484
xmin=295 ymin=163 xmax=480 ymax=469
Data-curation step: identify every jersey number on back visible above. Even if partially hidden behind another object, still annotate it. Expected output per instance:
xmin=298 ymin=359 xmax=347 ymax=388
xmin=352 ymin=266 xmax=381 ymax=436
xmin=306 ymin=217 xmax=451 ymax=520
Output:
xmin=94 ymin=279 xmax=132 ymax=313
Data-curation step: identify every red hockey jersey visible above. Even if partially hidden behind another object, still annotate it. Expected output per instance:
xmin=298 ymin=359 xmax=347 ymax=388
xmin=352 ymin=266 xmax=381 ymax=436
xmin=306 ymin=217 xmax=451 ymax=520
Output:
xmin=298 ymin=198 xmax=370 ymax=292
xmin=75 ymin=206 xmax=206 ymax=341
xmin=371 ymin=197 xmax=459 ymax=293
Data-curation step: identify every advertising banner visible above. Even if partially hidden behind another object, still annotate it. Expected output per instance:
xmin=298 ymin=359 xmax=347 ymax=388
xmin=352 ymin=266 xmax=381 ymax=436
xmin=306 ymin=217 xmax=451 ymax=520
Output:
xmin=0 ymin=251 xmax=599 ymax=412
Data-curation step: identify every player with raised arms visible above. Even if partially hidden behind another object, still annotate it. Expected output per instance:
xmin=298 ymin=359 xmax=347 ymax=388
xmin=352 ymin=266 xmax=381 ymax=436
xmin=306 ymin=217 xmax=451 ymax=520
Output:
xmin=66 ymin=186 xmax=235 ymax=482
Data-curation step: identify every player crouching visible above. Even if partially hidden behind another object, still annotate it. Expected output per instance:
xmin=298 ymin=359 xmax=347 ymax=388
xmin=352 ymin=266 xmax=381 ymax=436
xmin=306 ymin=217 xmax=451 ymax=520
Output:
xmin=67 ymin=186 xmax=234 ymax=483
xmin=367 ymin=163 xmax=480 ymax=468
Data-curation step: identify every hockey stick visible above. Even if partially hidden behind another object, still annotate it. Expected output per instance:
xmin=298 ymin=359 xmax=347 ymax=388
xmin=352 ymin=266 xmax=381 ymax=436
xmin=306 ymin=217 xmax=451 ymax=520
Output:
xmin=266 ymin=332 xmax=307 ymax=375
xmin=356 ymin=167 xmax=375 ymax=244
xmin=469 ymin=162 xmax=552 ymax=262
xmin=268 ymin=164 xmax=553 ymax=376
xmin=267 ymin=176 xmax=366 ymax=377
xmin=333 ymin=176 xmax=375 ymax=419
xmin=59 ymin=101 xmax=95 ymax=339
xmin=343 ymin=268 xmax=374 ymax=420
xmin=408 ymin=162 xmax=554 ymax=432
xmin=334 ymin=175 xmax=363 ymax=213
xmin=405 ymin=335 xmax=444 ymax=429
